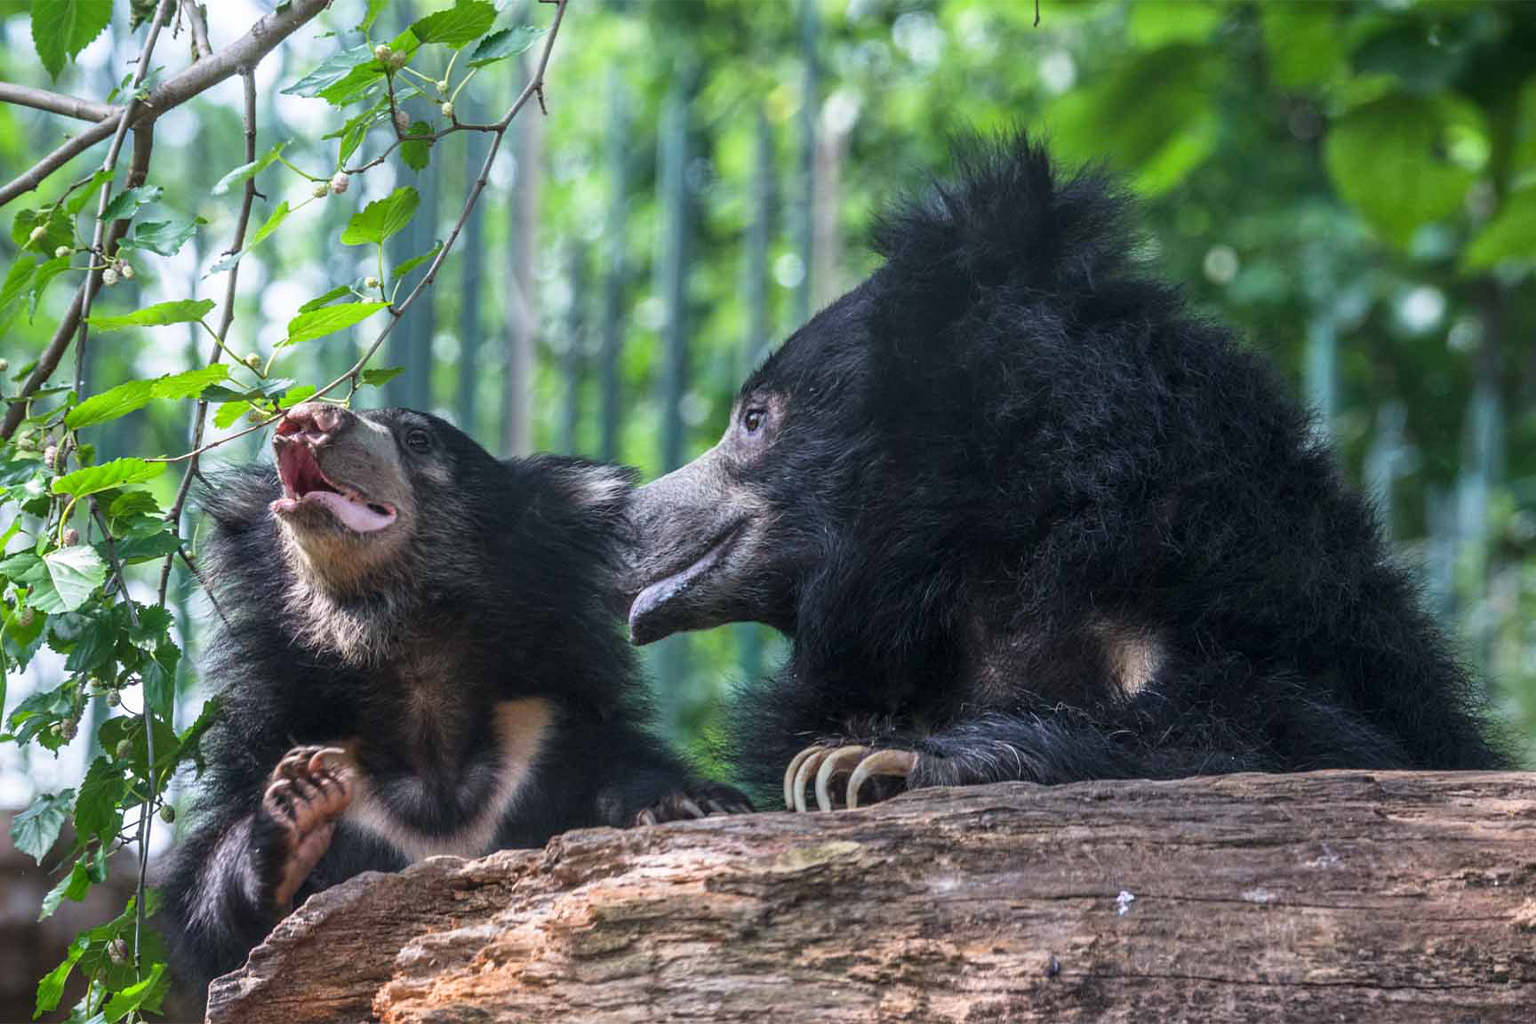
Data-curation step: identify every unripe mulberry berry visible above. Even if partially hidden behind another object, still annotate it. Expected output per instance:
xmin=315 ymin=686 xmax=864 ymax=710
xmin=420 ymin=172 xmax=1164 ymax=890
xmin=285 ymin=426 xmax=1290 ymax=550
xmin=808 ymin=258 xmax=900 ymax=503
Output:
xmin=115 ymin=739 xmax=133 ymax=761
xmin=440 ymin=101 xmax=454 ymax=119
xmin=119 ymin=262 xmax=134 ymax=280
xmin=159 ymin=805 xmax=176 ymax=824
xmin=435 ymin=79 xmax=448 ymax=93
xmin=245 ymin=353 xmax=261 ymax=370
xmin=60 ymin=720 xmax=77 ymax=742
xmin=106 ymin=690 xmax=121 ymax=708
xmin=101 ymin=267 xmax=119 ymax=286
xmin=43 ymin=445 xmax=58 ymax=469
xmin=0 ymin=359 xmax=9 ymax=373
xmin=107 ymin=938 xmax=128 ymax=965
xmin=312 ymin=182 xmax=329 ymax=199
xmin=55 ymin=245 xmax=71 ymax=259
xmin=16 ymin=607 xmax=34 ymax=628
xmin=62 ymin=528 xmax=79 ymax=546
xmin=27 ymin=225 xmax=46 ymax=245
xmin=374 ymin=43 xmax=393 ymax=62
xmin=329 ymin=172 xmax=349 ymax=195
xmin=394 ymin=107 xmax=411 ymax=134
xmin=364 ymin=276 xmax=380 ymax=289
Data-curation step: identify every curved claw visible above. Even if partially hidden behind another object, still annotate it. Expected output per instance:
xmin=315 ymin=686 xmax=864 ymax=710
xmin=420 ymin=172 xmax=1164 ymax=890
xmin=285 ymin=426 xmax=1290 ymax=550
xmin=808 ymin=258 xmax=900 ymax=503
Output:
xmin=784 ymin=745 xmax=826 ymax=810
xmin=815 ymin=746 xmax=871 ymax=812
xmin=793 ymin=747 xmax=833 ymax=813
xmin=847 ymin=749 xmax=919 ymax=809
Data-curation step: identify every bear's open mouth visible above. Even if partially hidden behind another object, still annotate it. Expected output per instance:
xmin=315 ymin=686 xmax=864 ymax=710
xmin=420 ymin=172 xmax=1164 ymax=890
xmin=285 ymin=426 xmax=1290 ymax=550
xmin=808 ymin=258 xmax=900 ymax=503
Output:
xmin=628 ymin=519 xmax=745 ymax=636
xmin=271 ymin=442 xmax=397 ymax=534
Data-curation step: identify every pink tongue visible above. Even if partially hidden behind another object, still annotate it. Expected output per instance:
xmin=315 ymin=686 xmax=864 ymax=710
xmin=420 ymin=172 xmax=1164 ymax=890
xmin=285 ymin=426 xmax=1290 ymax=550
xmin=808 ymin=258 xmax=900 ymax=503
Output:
xmin=306 ymin=491 xmax=396 ymax=533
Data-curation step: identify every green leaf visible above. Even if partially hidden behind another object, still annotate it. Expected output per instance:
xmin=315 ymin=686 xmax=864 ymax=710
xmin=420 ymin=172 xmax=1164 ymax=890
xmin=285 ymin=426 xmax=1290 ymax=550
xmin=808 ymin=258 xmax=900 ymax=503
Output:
xmin=317 ymin=61 xmax=389 ymax=107
xmin=1325 ymin=94 xmax=1475 ymax=249
xmin=67 ymin=366 xmax=228 ymax=430
xmin=40 ymin=845 xmax=107 ymax=921
xmin=1463 ymin=186 xmax=1536 ymax=270
xmin=359 ymin=365 xmax=404 ymax=388
xmin=283 ymin=301 xmax=390 ymax=347
xmin=402 ymin=120 xmax=434 ymax=172
xmin=469 ymin=25 xmax=543 ymax=67
xmin=52 ymin=457 xmax=165 ymax=498
xmin=208 ymin=201 xmax=291 ymax=274
xmin=285 ymin=384 xmax=318 ymax=405
xmin=27 ymin=254 xmax=72 ymax=319
xmin=392 ymin=240 xmax=442 ymax=281
xmin=359 ymin=0 xmax=388 ymax=32
xmin=13 ymin=205 xmax=73 ymax=254
xmin=213 ymin=401 xmax=252 ymax=429
xmin=298 ymin=285 xmax=354 ymax=314
xmin=120 ymin=216 xmax=206 ymax=257
xmin=412 ymin=0 xmax=497 ymax=49
xmin=0 ymin=257 xmax=37 ymax=336
xmin=103 ymin=962 xmax=168 ymax=1023
xmin=74 ymin=755 xmax=126 ymax=844
xmin=9 ymin=789 xmax=73 ymax=863
xmin=341 ymin=186 xmax=419 ymax=246
xmin=86 ymin=298 xmax=217 ymax=332
xmin=31 ymin=0 xmax=112 ymax=80
xmin=1261 ymin=3 xmax=1345 ymax=91
xmin=212 ymin=141 xmax=289 ymax=196
xmin=43 ymin=545 xmax=108 ymax=612
xmin=99 ymin=184 xmax=163 ymax=223
xmin=282 ymin=44 xmax=376 ymax=98
xmin=64 ymin=169 xmax=114 ymax=215
xmin=36 ymin=934 xmax=85 ymax=1016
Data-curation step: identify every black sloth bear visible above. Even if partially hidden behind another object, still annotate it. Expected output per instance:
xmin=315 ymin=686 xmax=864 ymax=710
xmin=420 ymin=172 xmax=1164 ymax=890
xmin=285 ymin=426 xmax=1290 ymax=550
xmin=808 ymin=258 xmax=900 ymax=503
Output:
xmin=626 ymin=134 xmax=1510 ymax=813
xmin=161 ymin=403 xmax=748 ymax=999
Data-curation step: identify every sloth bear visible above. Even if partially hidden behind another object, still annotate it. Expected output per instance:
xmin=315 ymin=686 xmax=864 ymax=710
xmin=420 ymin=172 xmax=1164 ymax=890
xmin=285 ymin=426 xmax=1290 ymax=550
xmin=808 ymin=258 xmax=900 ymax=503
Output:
xmin=626 ymin=134 xmax=1510 ymax=813
xmin=161 ymin=403 xmax=749 ymax=999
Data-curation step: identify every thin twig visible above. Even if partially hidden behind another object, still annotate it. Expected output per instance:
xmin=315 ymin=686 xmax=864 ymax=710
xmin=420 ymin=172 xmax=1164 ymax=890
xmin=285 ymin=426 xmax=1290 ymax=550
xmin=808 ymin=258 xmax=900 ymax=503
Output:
xmin=158 ymin=69 xmax=258 ymax=604
xmin=152 ymin=0 xmax=572 ymax=464
xmin=0 ymin=82 xmax=117 ymax=123
xmin=74 ymin=0 xmax=175 ymax=399
xmin=181 ymin=0 xmax=213 ymax=61
xmin=0 ymin=0 xmax=331 ymax=440
xmin=0 ymin=0 xmax=329 ymax=209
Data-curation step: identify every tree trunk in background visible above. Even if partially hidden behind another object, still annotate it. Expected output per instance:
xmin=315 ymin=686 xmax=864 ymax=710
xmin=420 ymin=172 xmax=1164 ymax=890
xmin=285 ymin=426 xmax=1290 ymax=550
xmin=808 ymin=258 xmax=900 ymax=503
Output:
xmin=793 ymin=0 xmax=819 ymax=328
xmin=559 ymin=241 xmax=585 ymax=455
xmin=811 ymin=104 xmax=845 ymax=312
xmin=501 ymin=50 xmax=542 ymax=458
xmin=1459 ymin=277 xmax=1505 ymax=678
xmin=736 ymin=106 xmax=775 ymax=685
xmin=456 ymin=92 xmax=488 ymax=443
xmin=205 ymin=772 xmax=1536 ymax=1024
xmin=598 ymin=72 xmax=628 ymax=464
xmin=653 ymin=80 xmax=695 ymax=737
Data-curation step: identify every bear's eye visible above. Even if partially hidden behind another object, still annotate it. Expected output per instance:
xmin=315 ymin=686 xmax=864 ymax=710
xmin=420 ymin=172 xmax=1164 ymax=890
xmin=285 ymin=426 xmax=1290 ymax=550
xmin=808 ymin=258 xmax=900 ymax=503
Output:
xmin=741 ymin=407 xmax=767 ymax=434
xmin=405 ymin=429 xmax=432 ymax=453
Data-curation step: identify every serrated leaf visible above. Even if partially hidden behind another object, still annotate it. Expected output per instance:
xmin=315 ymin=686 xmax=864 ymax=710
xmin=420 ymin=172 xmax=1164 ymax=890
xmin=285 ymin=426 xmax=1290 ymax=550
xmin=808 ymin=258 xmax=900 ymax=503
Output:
xmin=469 ymin=25 xmax=543 ymax=67
xmin=103 ymin=962 xmax=168 ymax=1023
xmin=317 ymin=62 xmax=388 ymax=107
xmin=9 ymin=789 xmax=73 ymax=863
xmin=208 ymin=201 xmax=291 ymax=275
xmin=27 ymin=254 xmax=72 ymax=319
xmin=74 ymin=755 xmax=126 ymax=842
xmin=392 ymin=240 xmax=442 ymax=281
xmin=359 ymin=365 xmax=404 ymax=388
xmin=35 ymin=935 xmax=84 ymax=1016
xmin=43 ymin=545 xmax=107 ymax=612
xmin=99 ymin=184 xmax=163 ymax=223
xmin=341 ymin=186 xmax=418 ymax=246
xmin=32 ymin=0 xmax=112 ymax=80
xmin=298 ymin=285 xmax=354 ymax=314
xmin=213 ymin=141 xmax=289 ymax=196
xmin=0 ymin=258 xmax=37 ymax=336
xmin=52 ymin=458 xmax=165 ymax=498
xmin=402 ymin=120 xmax=434 ymax=172
xmin=86 ymin=298 xmax=216 ymax=332
xmin=39 ymin=845 xmax=106 ymax=921
xmin=67 ymin=366 xmax=229 ymax=429
xmin=13 ymin=205 xmax=73 ymax=254
xmin=412 ymin=1 xmax=497 ymax=49
xmin=283 ymin=301 xmax=390 ymax=347
xmin=120 ymin=216 xmax=206 ymax=257
xmin=281 ymin=44 xmax=376 ymax=98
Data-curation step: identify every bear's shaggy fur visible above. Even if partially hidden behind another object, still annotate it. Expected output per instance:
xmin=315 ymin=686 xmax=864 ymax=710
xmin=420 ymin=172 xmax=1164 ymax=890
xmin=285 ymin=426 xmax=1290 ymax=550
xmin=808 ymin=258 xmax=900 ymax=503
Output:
xmin=629 ymin=135 xmax=1510 ymax=807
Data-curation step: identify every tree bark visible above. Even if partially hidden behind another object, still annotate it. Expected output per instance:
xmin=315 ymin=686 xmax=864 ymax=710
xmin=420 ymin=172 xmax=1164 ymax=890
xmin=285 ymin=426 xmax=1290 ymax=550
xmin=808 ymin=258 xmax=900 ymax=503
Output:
xmin=204 ymin=771 xmax=1536 ymax=1024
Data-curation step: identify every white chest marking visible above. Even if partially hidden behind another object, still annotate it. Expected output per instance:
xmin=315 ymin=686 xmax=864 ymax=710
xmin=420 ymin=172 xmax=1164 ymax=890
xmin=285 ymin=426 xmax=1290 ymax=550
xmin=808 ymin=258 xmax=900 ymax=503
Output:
xmin=342 ymin=698 xmax=552 ymax=862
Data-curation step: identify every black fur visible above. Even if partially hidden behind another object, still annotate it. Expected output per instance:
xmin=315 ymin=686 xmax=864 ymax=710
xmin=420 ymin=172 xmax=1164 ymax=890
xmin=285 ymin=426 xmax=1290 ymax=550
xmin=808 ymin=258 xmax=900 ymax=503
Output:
xmin=728 ymin=135 xmax=1510 ymax=801
xmin=160 ymin=409 xmax=742 ymax=1000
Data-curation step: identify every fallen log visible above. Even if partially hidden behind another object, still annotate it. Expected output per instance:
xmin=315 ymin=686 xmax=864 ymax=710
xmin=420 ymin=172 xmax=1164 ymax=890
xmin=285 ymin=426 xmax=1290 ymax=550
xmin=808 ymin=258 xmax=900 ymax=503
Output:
xmin=204 ymin=771 xmax=1536 ymax=1023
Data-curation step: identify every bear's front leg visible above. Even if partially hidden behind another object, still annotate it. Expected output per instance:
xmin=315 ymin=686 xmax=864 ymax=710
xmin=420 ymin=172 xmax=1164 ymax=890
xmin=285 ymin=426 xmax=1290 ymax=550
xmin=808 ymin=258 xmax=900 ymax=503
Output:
xmin=633 ymin=782 xmax=755 ymax=826
xmin=250 ymin=746 xmax=355 ymax=910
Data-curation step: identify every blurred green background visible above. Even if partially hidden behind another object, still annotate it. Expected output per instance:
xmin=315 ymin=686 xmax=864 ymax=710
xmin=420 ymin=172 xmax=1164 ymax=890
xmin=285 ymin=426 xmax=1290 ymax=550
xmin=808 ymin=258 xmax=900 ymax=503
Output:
xmin=1 ymin=0 xmax=1534 ymax=805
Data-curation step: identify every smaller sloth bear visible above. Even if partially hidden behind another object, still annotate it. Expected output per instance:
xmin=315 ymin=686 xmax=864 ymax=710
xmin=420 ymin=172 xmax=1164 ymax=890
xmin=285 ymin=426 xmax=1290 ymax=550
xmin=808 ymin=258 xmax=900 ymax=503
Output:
xmin=161 ymin=403 xmax=748 ymax=999
xmin=626 ymin=134 xmax=1511 ymax=813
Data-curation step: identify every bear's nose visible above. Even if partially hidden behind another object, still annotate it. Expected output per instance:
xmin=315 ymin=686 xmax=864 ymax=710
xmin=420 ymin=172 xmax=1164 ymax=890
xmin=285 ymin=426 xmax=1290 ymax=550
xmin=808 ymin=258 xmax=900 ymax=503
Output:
xmin=276 ymin=402 xmax=352 ymax=443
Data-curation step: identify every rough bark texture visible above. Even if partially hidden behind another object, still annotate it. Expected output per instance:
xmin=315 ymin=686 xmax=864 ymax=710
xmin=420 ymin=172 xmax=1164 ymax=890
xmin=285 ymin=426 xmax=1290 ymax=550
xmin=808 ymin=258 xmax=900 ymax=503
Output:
xmin=205 ymin=771 xmax=1536 ymax=1024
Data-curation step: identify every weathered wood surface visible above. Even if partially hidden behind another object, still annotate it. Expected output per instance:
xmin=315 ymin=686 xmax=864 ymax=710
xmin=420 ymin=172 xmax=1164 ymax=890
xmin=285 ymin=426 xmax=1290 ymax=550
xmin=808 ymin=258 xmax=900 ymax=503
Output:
xmin=205 ymin=771 xmax=1536 ymax=1024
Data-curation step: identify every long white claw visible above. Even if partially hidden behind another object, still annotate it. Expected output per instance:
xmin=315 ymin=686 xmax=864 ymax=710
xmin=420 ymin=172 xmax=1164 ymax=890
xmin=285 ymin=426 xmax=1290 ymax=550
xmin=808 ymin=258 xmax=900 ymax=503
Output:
xmin=847 ymin=750 xmax=919 ymax=809
xmin=308 ymin=746 xmax=350 ymax=775
xmin=793 ymin=748 xmax=831 ymax=813
xmin=784 ymin=745 xmax=824 ymax=810
xmin=815 ymin=746 xmax=871 ymax=812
